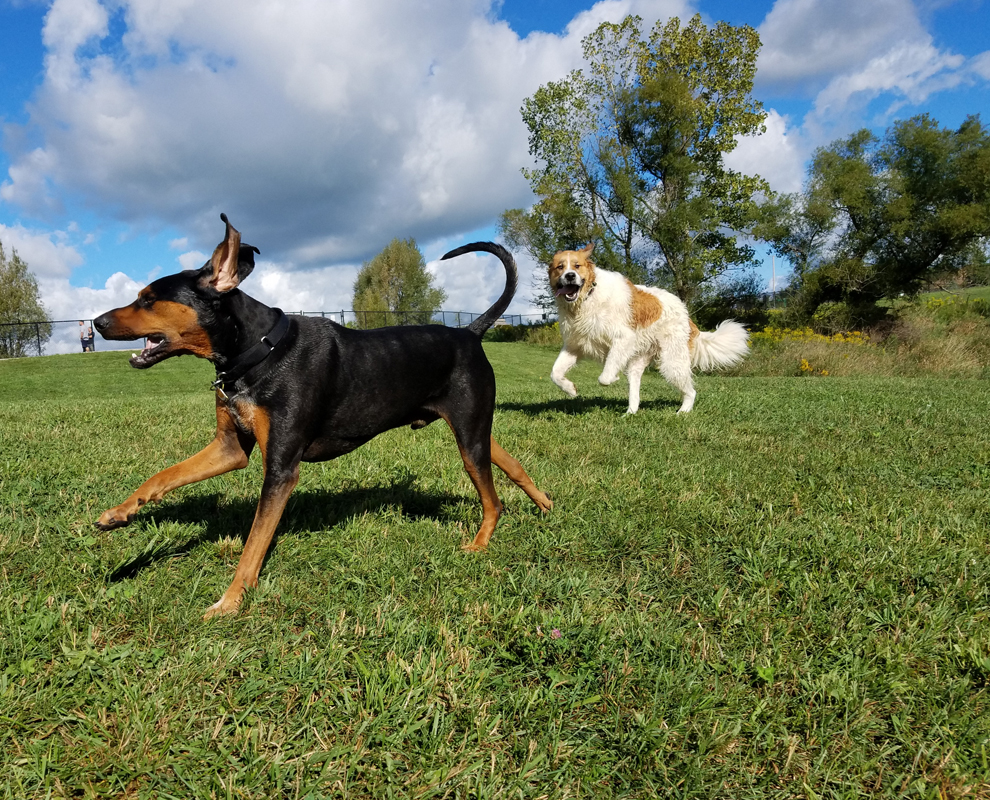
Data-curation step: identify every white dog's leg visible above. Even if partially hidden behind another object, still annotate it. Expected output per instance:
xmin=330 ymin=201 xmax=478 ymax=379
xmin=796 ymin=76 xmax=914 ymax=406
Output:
xmin=657 ymin=343 xmax=696 ymax=414
xmin=599 ymin=334 xmax=636 ymax=386
xmin=625 ymin=355 xmax=651 ymax=414
xmin=677 ymin=386 xmax=697 ymax=414
xmin=551 ymin=349 xmax=580 ymax=397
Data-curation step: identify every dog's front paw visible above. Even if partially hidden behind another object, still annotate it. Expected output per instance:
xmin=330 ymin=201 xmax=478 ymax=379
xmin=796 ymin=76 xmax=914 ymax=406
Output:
xmin=95 ymin=506 xmax=137 ymax=531
xmin=203 ymin=594 xmax=242 ymax=620
xmin=556 ymin=380 xmax=578 ymax=398
xmin=598 ymin=371 xmax=619 ymax=386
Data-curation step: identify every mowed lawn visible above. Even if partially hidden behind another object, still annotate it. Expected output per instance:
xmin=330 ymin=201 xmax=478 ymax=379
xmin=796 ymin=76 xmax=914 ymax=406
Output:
xmin=1 ymin=343 xmax=988 ymax=798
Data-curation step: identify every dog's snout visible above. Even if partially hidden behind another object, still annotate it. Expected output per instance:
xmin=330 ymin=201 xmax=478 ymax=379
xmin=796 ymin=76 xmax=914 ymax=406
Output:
xmin=563 ymin=270 xmax=579 ymax=283
xmin=94 ymin=313 xmax=113 ymax=335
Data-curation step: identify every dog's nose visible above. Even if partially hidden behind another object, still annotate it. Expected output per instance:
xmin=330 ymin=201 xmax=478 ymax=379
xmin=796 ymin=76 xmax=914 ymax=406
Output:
xmin=563 ymin=271 xmax=578 ymax=282
xmin=93 ymin=313 xmax=112 ymax=335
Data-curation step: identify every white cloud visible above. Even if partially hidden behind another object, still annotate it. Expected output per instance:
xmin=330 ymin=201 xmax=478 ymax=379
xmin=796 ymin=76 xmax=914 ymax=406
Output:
xmin=41 ymin=0 xmax=110 ymax=89
xmin=564 ymin=0 xmax=651 ymax=39
xmin=973 ymin=51 xmax=990 ymax=80
xmin=810 ymin=40 xmax=965 ymax=118
xmin=2 ymin=0 xmax=692 ymax=274
xmin=0 ymin=222 xmax=84 ymax=279
xmin=755 ymin=0 xmax=990 ymax=160
xmin=41 ymin=270 xmax=143 ymax=321
xmin=249 ymin=261 xmax=360 ymax=314
xmin=757 ymin=0 xmax=927 ymax=92
xmin=798 ymin=39 xmax=990 ymax=146
xmin=0 ymin=148 xmax=59 ymax=211
xmin=177 ymin=250 xmax=207 ymax=271
xmin=724 ymin=109 xmax=805 ymax=194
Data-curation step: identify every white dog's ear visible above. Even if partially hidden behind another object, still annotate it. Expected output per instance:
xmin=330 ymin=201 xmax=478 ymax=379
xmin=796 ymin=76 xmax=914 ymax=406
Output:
xmin=208 ymin=213 xmax=243 ymax=293
xmin=582 ymin=242 xmax=595 ymax=254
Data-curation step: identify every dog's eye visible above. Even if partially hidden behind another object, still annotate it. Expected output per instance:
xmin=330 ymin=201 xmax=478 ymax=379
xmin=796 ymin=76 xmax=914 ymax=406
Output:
xmin=136 ymin=295 xmax=154 ymax=310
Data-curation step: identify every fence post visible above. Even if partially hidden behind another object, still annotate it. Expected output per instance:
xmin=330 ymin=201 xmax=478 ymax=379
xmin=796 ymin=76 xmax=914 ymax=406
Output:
xmin=35 ymin=323 xmax=42 ymax=356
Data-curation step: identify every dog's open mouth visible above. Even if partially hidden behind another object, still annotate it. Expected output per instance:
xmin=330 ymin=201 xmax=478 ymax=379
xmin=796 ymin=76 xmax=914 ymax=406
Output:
xmin=130 ymin=334 xmax=168 ymax=368
xmin=555 ymin=284 xmax=581 ymax=302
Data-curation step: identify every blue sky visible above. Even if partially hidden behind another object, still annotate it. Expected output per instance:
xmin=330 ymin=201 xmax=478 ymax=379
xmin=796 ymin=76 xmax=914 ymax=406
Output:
xmin=0 ymin=0 xmax=987 ymax=352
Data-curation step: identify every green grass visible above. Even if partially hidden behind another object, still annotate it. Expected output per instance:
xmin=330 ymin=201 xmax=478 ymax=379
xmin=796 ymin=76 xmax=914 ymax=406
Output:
xmin=1 ymin=346 xmax=989 ymax=798
xmin=919 ymin=285 xmax=990 ymax=303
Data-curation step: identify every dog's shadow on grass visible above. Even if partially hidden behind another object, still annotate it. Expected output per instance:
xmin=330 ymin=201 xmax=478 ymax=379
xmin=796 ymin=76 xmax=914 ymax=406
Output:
xmin=498 ymin=396 xmax=679 ymax=416
xmin=105 ymin=473 xmax=465 ymax=583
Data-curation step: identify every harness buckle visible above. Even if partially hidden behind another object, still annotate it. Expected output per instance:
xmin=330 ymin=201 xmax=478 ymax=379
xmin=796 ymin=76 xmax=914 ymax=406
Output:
xmin=211 ymin=376 xmax=229 ymax=401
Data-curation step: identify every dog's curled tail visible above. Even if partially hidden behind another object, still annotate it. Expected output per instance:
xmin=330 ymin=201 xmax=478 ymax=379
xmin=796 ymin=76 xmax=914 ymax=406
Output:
xmin=441 ymin=242 xmax=518 ymax=337
xmin=691 ymin=320 xmax=750 ymax=372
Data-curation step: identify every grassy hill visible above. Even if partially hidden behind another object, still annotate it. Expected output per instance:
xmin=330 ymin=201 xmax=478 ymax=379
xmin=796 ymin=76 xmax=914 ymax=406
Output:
xmin=1 ymin=346 xmax=988 ymax=797
xmin=920 ymin=285 xmax=990 ymax=303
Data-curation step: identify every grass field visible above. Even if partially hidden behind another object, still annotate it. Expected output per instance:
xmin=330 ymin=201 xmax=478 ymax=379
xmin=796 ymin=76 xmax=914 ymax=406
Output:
xmin=1 ymin=345 xmax=988 ymax=798
xmin=920 ymin=286 xmax=990 ymax=303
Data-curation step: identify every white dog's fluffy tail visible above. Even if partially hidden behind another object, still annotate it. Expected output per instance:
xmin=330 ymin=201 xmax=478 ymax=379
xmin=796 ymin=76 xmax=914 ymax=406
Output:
xmin=690 ymin=320 xmax=749 ymax=372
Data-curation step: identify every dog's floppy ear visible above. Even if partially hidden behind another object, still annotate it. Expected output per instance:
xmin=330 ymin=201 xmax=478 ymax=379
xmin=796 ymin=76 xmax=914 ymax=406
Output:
xmin=208 ymin=213 xmax=259 ymax=292
xmin=581 ymin=242 xmax=595 ymax=255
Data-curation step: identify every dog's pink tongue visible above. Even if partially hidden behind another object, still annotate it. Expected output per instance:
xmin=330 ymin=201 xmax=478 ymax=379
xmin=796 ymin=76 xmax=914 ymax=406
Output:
xmin=555 ymin=287 xmax=570 ymax=297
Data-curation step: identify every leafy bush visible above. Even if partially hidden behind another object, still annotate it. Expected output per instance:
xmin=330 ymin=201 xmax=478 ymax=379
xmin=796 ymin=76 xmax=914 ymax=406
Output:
xmin=483 ymin=324 xmax=530 ymax=343
xmin=484 ymin=321 xmax=561 ymax=346
xmin=524 ymin=321 xmax=562 ymax=347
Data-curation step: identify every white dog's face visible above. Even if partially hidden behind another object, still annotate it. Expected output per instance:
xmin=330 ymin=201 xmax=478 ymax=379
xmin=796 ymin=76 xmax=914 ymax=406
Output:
xmin=548 ymin=243 xmax=595 ymax=303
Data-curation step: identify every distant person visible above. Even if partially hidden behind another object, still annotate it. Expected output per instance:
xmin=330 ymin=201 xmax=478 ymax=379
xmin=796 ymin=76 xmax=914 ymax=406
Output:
xmin=79 ymin=320 xmax=95 ymax=352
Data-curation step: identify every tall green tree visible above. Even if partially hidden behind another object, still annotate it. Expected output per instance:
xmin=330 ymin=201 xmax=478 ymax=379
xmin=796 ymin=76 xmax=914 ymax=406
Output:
xmin=500 ymin=13 xmax=770 ymax=305
xmin=753 ymin=191 xmax=837 ymax=285
xmin=352 ymin=238 xmax=447 ymax=328
xmin=765 ymin=114 xmax=990 ymax=325
xmin=0 ymin=240 xmax=52 ymax=358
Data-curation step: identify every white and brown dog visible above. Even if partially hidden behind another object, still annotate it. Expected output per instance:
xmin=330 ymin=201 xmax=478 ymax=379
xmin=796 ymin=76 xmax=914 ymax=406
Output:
xmin=548 ymin=244 xmax=749 ymax=414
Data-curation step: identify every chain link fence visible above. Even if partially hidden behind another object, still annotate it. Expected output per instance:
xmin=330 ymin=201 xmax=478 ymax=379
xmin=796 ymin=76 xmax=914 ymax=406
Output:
xmin=0 ymin=319 xmax=55 ymax=358
xmin=1 ymin=311 xmax=556 ymax=358
xmin=296 ymin=310 xmax=551 ymax=328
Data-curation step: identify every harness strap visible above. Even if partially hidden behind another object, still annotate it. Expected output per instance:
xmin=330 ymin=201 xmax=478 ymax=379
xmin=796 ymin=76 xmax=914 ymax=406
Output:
xmin=212 ymin=309 xmax=290 ymax=395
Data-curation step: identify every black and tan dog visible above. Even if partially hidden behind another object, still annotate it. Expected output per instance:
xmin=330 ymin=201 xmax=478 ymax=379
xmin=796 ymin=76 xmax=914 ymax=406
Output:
xmin=94 ymin=214 xmax=552 ymax=618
